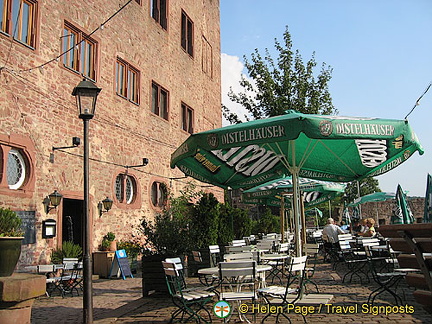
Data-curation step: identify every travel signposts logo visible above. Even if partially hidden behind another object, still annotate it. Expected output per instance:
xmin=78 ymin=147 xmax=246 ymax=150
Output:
xmin=213 ymin=301 xmax=231 ymax=319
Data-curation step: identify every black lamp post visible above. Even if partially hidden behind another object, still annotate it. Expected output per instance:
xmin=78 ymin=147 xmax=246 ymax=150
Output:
xmin=72 ymin=79 xmax=101 ymax=324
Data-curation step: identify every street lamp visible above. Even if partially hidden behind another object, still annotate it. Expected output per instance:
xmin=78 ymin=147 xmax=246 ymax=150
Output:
xmin=72 ymin=78 xmax=101 ymax=324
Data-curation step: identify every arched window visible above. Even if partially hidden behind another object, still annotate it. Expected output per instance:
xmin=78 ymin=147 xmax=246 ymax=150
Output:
xmin=0 ymin=137 xmax=35 ymax=197
xmin=7 ymin=149 xmax=27 ymax=190
xmin=150 ymin=181 xmax=168 ymax=208
xmin=115 ymin=174 xmax=137 ymax=204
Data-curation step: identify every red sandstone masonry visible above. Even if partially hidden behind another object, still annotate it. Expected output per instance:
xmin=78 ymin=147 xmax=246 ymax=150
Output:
xmin=0 ymin=0 xmax=223 ymax=267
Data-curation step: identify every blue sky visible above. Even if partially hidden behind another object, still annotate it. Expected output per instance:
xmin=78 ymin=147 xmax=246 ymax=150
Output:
xmin=220 ymin=0 xmax=431 ymax=197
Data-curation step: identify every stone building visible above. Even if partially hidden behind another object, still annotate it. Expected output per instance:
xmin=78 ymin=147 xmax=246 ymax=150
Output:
xmin=0 ymin=0 xmax=223 ymax=267
xmin=350 ymin=197 xmax=425 ymax=226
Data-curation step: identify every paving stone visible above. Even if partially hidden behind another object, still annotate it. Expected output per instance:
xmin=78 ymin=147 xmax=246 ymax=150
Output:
xmin=30 ymin=259 xmax=432 ymax=323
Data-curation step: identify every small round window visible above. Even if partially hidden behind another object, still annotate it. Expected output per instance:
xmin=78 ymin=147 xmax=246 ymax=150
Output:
xmin=7 ymin=149 xmax=26 ymax=190
xmin=151 ymin=181 xmax=168 ymax=208
xmin=114 ymin=174 xmax=136 ymax=204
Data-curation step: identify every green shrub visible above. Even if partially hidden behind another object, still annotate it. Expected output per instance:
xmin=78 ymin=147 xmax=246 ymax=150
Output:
xmin=117 ymin=240 xmax=141 ymax=259
xmin=252 ymin=208 xmax=280 ymax=234
xmin=0 ymin=207 xmax=23 ymax=237
xmin=51 ymin=241 xmax=83 ymax=264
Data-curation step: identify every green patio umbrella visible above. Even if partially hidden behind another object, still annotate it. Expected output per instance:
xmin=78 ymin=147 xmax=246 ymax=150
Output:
xmin=342 ymin=207 xmax=352 ymax=228
xmin=242 ymin=176 xmax=346 ymax=239
xmin=348 ymin=191 xmax=396 ymax=224
xmin=242 ymin=176 xmax=346 ymax=206
xmin=348 ymin=191 xmax=396 ymax=207
xmin=393 ymin=184 xmax=415 ymax=224
xmin=171 ymin=110 xmax=424 ymax=255
xmin=305 ymin=207 xmax=323 ymax=229
xmin=424 ymin=174 xmax=432 ymax=223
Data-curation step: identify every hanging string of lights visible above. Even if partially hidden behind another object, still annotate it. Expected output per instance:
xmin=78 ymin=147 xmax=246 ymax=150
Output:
xmin=405 ymin=80 xmax=432 ymax=119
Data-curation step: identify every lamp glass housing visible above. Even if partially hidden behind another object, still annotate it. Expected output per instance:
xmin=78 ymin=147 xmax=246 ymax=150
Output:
xmin=72 ymin=79 xmax=101 ymax=119
xmin=48 ymin=190 xmax=63 ymax=207
xmin=102 ymin=197 xmax=113 ymax=211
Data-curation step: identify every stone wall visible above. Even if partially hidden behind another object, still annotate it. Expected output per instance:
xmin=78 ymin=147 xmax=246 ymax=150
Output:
xmin=353 ymin=197 xmax=425 ymax=226
xmin=0 ymin=0 xmax=224 ymax=266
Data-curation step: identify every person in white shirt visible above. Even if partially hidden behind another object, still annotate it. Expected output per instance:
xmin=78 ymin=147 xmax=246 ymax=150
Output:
xmin=322 ymin=218 xmax=345 ymax=243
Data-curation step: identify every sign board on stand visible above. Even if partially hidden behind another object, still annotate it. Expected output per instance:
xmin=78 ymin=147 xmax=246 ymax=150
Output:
xmin=108 ymin=249 xmax=133 ymax=280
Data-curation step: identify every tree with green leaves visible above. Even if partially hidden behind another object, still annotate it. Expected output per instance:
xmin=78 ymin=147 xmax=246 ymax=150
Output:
xmin=343 ymin=178 xmax=381 ymax=205
xmin=190 ymin=193 xmax=220 ymax=248
xmin=252 ymin=208 xmax=280 ymax=235
xmin=223 ymin=26 xmax=337 ymax=123
xmin=218 ymin=203 xmax=235 ymax=245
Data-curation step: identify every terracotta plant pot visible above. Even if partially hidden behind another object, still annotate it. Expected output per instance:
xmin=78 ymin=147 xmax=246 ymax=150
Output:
xmin=0 ymin=237 xmax=23 ymax=277
xmin=109 ymin=240 xmax=117 ymax=252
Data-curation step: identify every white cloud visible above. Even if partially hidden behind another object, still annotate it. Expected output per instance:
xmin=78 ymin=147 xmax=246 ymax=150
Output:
xmin=221 ymin=53 xmax=254 ymax=125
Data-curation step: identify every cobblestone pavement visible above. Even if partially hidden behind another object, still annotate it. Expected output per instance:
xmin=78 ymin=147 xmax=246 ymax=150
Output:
xmin=31 ymin=261 xmax=432 ymax=323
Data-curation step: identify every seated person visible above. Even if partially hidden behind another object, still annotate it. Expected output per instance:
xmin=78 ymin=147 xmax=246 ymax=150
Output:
xmin=340 ymin=221 xmax=349 ymax=232
xmin=355 ymin=218 xmax=369 ymax=236
xmin=351 ymin=220 xmax=362 ymax=233
xmin=358 ymin=218 xmax=376 ymax=237
xmin=322 ymin=218 xmax=345 ymax=243
xmin=322 ymin=218 xmax=345 ymax=262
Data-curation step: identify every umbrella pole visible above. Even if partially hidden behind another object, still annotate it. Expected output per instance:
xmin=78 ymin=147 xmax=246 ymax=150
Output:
xmin=292 ymin=169 xmax=302 ymax=257
xmin=357 ymin=181 xmax=362 ymax=218
xmin=280 ymin=197 xmax=285 ymax=243
xmin=300 ymin=196 xmax=306 ymax=249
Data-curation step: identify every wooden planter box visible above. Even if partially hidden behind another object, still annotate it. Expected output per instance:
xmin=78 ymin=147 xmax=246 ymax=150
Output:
xmin=187 ymin=248 xmax=212 ymax=277
xmin=141 ymin=254 xmax=172 ymax=296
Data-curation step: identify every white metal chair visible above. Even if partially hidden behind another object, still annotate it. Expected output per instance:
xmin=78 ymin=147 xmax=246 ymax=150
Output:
xmin=259 ymin=255 xmax=333 ymax=323
xmin=218 ymin=260 xmax=257 ymax=323
xmin=209 ymin=245 xmax=221 ymax=267
xmin=303 ymin=243 xmax=320 ymax=293
xmin=38 ymin=264 xmax=63 ymax=297
xmin=59 ymin=260 xmax=83 ymax=297
xmin=224 ymin=252 xmax=254 ymax=262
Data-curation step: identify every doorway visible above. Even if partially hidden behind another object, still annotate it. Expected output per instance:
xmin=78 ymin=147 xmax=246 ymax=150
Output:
xmin=62 ymin=198 xmax=84 ymax=248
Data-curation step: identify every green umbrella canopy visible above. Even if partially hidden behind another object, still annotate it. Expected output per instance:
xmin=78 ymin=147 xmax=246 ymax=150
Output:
xmin=393 ymin=184 xmax=415 ymax=224
xmin=348 ymin=191 xmax=396 ymax=207
xmin=424 ymin=174 xmax=432 ymax=223
xmin=241 ymin=191 xmax=343 ymax=208
xmin=171 ymin=110 xmax=424 ymax=189
xmin=171 ymin=110 xmax=424 ymax=255
xmin=242 ymin=176 xmax=346 ymax=208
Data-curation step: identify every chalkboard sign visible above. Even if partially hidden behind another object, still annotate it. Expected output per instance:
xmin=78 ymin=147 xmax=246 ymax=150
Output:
xmin=109 ymin=249 xmax=133 ymax=280
xmin=16 ymin=211 xmax=36 ymax=244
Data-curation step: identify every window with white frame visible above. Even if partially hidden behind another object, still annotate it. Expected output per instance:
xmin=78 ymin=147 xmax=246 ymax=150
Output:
xmin=7 ymin=148 xmax=26 ymax=189
xmin=115 ymin=174 xmax=136 ymax=204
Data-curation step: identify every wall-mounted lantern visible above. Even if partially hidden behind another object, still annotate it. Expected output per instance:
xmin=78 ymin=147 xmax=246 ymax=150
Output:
xmin=43 ymin=190 xmax=63 ymax=214
xmin=98 ymin=197 xmax=113 ymax=217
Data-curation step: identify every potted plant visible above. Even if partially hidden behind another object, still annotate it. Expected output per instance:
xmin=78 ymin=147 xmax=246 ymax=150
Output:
xmin=0 ymin=207 xmax=24 ymax=277
xmin=101 ymin=232 xmax=116 ymax=251
xmin=50 ymin=241 xmax=83 ymax=264
xmin=117 ymin=240 xmax=141 ymax=274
